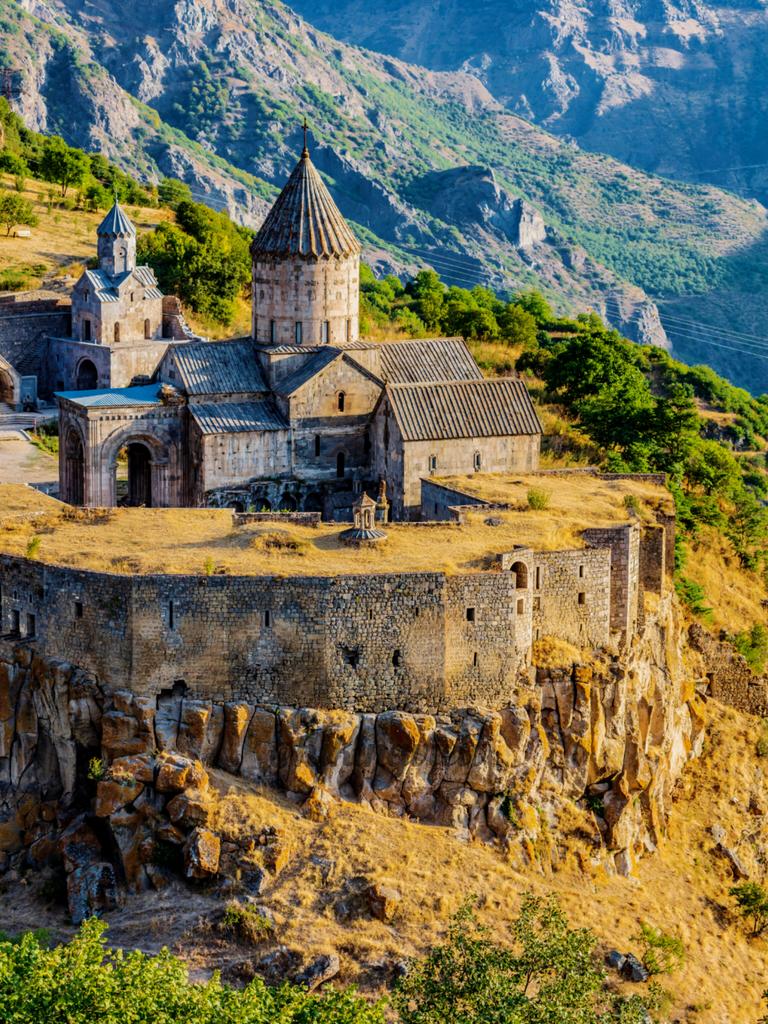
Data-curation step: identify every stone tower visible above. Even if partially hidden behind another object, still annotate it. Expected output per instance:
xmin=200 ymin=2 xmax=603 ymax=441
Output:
xmin=97 ymin=200 xmax=136 ymax=278
xmin=251 ymin=137 xmax=361 ymax=347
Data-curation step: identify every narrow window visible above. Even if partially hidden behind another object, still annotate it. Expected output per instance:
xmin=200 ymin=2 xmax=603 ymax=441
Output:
xmin=368 ymin=608 xmax=373 ymax=620
xmin=336 ymin=452 xmax=345 ymax=478
xmin=535 ymin=566 xmax=541 ymax=590
xmin=11 ymin=610 xmax=20 ymax=636
xmin=264 ymin=610 xmax=271 ymax=628
xmin=337 ymin=391 xmax=346 ymax=413
xmin=321 ymin=320 xmax=330 ymax=343
xmin=578 ymin=592 xmax=586 ymax=606
xmin=84 ymin=289 xmax=89 ymax=301
xmin=533 ymin=596 xmax=541 ymax=611
xmin=346 ymin=318 xmax=351 ymax=341
xmin=473 ymin=652 xmax=478 ymax=668
xmin=26 ymin=613 xmax=36 ymax=637
xmin=144 ymin=318 xmax=151 ymax=339
xmin=83 ymin=320 xmax=91 ymax=341
xmin=169 ymin=601 xmax=174 ymax=630
xmin=114 ymin=323 xmax=120 ymax=343
xmin=314 ymin=435 xmax=321 ymax=457
xmin=466 ymin=607 xmax=475 ymax=622
xmin=295 ymin=321 xmax=303 ymax=344
xmin=579 ymin=564 xmax=584 ymax=579
xmin=474 ymin=451 xmax=482 ymax=472
xmin=429 ymin=454 xmax=437 ymax=473
xmin=270 ymin=320 xmax=276 ymax=343
xmin=516 ymin=598 xmax=524 ymax=615
xmin=75 ymin=601 xmax=83 ymax=619
xmin=392 ymin=649 xmax=401 ymax=668
xmin=130 ymin=292 xmax=135 ymax=303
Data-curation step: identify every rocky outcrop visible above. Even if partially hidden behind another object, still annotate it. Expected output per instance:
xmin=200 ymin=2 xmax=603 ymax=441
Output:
xmin=0 ymin=593 xmax=705 ymax=897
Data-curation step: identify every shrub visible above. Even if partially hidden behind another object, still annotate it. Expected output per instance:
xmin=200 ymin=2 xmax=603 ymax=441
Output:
xmin=527 ymin=487 xmax=550 ymax=510
xmin=25 ymin=535 xmax=41 ymax=559
xmin=730 ymin=882 xmax=768 ymax=937
xmin=633 ymin=922 xmax=685 ymax=975
xmin=87 ymin=757 xmax=106 ymax=781
xmin=220 ymin=901 xmax=275 ymax=945
xmin=623 ymin=494 xmax=641 ymax=516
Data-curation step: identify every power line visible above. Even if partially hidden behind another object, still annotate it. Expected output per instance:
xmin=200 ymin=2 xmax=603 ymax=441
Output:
xmin=604 ymin=300 xmax=768 ymax=350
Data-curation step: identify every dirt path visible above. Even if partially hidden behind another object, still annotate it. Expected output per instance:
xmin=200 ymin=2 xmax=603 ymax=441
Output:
xmin=0 ymin=437 xmax=58 ymax=491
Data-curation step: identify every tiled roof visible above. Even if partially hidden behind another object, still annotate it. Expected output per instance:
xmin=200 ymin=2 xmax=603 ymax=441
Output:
xmin=190 ymin=400 xmax=288 ymax=435
xmin=83 ymin=267 xmax=162 ymax=303
xmin=55 ymin=384 xmax=162 ymax=408
xmin=378 ymin=338 xmax=483 ymax=384
xmin=386 ymin=378 xmax=542 ymax=441
xmin=170 ymin=339 xmax=268 ymax=396
xmin=251 ymin=148 xmax=361 ymax=259
xmin=97 ymin=201 xmax=136 ymax=237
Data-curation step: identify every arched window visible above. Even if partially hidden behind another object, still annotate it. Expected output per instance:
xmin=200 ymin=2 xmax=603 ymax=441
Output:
xmin=76 ymin=359 xmax=97 ymax=390
xmin=337 ymin=391 xmax=346 ymax=413
xmin=474 ymin=451 xmax=482 ymax=472
xmin=114 ymin=323 xmax=120 ymax=343
xmin=336 ymin=451 xmax=346 ymax=478
xmin=295 ymin=322 xmax=303 ymax=344
xmin=510 ymin=561 xmax=528 ymax=589
xmin=270 ymin=320 xmax=276 ymax=343
xmin=144 ymin=318 xmax=151 ymax=339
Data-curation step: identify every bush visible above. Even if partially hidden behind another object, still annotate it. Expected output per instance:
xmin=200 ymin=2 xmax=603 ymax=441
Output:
xmin=633 ymin=922 xmax=685 ymax=975
xmin=527 ymin=487 xmax=550 ymax=510
xmin=25 ymin=536 xmax=41 ymax=559
xmin=220 ymin=901 xmax=275 ymax=945
xmin=730 ymin=882 xmax=768 ymax=937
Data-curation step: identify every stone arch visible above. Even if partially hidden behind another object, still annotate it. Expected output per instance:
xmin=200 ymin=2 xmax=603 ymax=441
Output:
xmin=126 ymin=441 xmax=153 ymax=507
xmin=280 ymin=494 xmax=298 ymax=512
xmin=0 ymin=355 xmax=20 ymax=407
xmin=62 ymin=426 xmax=85 ymax=506
xmin=102 ymin=427 xmax=172 ymax=508
xmin=510 ymin=561 xmax=528 ymax=589
xmin=76 ymin=358 xmax=98 ymax=390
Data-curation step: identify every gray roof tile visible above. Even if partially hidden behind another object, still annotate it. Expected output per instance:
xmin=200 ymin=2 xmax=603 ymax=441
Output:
xmin=190 ymin=400 xmax=288 ymax=435
xmin=171 ymin=339 xmax=268 ymax=396
xmin=378 ymin=338 xmax=483 ymax=384
xmin=387 ymin=378 xmax=542 ymax=441
xmin=97 ymin=201 xmax=136 ymax=237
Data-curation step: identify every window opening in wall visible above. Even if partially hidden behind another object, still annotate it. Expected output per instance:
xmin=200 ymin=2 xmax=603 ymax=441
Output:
xmin=473 ymin=651 xmax=478 ymax=667
xmin=75 ymin=601 xmax=83 ymax=619
xmin=144 ymin=318 xmax=151 ymax=339
xmin=466 ymin=607 xmax=475 ymax=622
xmin=533 ymin=597 xmax=541 ymax=611
xmin=264 ymin=610 xmax=271 ymax=628
xmin=392 ymin=649 xmax=402 ymax=668
xmin=429 ymin=454 xmax=437 ymax=473
xmin=578 ymin=592 xmax=586 ymax=606
xmin=517 ymin=598 xmax=524 ymax=615
xmin=321 ymin=320 xmax=329 ymax=343
xmin=346 ymin=318 xmax=351 ymax=341
xmin=341 ymin=646 xmax=360 ymax=668
xmin=26 ymin=613 xmax=35 ymax=637
xmin=114 ymin=323 xmax=120 ymax=343
xmin=336 ymin=451 xmax=346 ymax=478
xmin=510 ymin=561 xmax=528 ymax=589
xmin=314 ymin=435 xmax=321 ymax=457
xmin=337 ymin=391 xmax=346 ymax=413
xmin=474 ymin=451 xmax=482 ymax=472
xmin=130 ymin=292 xmax=135 ymax=302
xmin=535 ymin=566 xmax=541 ymax=590
xmin=295 ymin=321 xmax=303 ymax=344
xmin=11 ymin=610 xmax=20 ymax=636
xmin=83 ymin=320 xmax=91 ymax=341
xmin=369 ymin=608 xmax=373 ymax=620
xmin=579 ymin=564 xmax=584 ymax=578
xmin=270 ymin=320 xmax=276 ymax=343
xmin=535 ymin=628 xmax=540 ymax=641
xmin=169 ymin=601 xmax=175 ymax=630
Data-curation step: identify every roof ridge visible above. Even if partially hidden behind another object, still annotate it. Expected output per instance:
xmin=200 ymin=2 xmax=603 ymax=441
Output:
xmin=388 ymin=376 xmax=522 ymax=390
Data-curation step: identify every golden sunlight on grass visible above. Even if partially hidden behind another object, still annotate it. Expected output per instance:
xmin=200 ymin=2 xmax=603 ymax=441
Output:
xmin=684 ymin=524 xmax=768 ymax=634
xmin=0 ymin=474 xmax=669 ymax=576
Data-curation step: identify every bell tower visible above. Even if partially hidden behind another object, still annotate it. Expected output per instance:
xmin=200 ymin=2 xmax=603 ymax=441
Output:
xmin=97 ymin=199 xmax=136 ymax=278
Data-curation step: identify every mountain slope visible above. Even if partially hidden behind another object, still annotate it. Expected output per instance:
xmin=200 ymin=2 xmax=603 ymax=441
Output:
xmin=3 ymin=0 xmax=768 ymax=388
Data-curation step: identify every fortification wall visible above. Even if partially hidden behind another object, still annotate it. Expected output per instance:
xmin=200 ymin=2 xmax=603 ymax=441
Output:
xmin=532 ymin=548 xmax=612 ymax=647
xmin=0 ymin=296 xmax=71 ymax=383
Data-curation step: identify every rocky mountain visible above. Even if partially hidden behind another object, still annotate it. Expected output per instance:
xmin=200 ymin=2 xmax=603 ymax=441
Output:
xmin=2 ymin=0 xmax=768 ymax=387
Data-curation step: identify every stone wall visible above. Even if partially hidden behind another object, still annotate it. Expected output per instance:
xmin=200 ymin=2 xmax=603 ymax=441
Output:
xmin=47 ymin=337 xmax=169 ymax=392
xmin=583 ymin=525 xmax=640 ymax=638
xmin=0 ymin=295 xmax=71 ymax=388
xmin=532 ymin=548 xmax=612 ymax=647
xmin=689 ymin=624 xmax=768 ymax=717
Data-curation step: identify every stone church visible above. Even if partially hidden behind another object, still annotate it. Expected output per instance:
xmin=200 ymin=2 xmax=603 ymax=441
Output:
xmin=55 ymin=141 xmax=542 ymax=520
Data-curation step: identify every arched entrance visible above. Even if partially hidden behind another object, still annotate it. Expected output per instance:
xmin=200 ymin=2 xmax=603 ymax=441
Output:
xmin=76 ymin=359 xmax=98 ymax=390
xmin=126 ymin=442 xmax=152 ymax=507
xmin=510 ymin=561 xmax=528 ymax=589
xmin=64 ymin=430 xmax=84 ymax=506
xmin=303 ymin=492 xmax=323 ymax=513
xmin=0 ymin=368 xmax=14 ymax=405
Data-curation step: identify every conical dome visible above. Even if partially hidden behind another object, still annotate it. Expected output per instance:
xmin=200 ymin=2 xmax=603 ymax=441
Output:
xmin=252 ymin=148 xmax=361 ymax=259
xmin=97 ymin=200 xmax=136 ymax=238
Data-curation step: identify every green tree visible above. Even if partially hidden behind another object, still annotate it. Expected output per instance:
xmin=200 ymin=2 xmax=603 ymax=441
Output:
xmin=0 ymin=189 xmax=37 ymax=236
xmin=499 ymin=304 xmax=538 ymax=348
xmin=410 ymin=269 xmax=444 ymax=331
xmin=512 ymin=289 xmax=553 ymax=324
xmin=730 ymin=882 xmax=768 ymax=937
xmin=39 ymin=136 xmax=89 ymax=196
xmin=158 ymin=177 xmax=193 ymax=209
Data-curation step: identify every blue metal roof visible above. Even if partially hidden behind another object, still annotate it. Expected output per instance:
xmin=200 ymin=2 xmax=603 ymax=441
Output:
xmin=55 ymin=384 xmax=162 ymax=408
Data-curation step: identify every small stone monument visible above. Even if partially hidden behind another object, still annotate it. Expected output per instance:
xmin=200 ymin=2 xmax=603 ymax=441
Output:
xmin=375 ymin=478 xmax=390 ymax=524
xmin=340 ymin=492 xmax=387 ymax=546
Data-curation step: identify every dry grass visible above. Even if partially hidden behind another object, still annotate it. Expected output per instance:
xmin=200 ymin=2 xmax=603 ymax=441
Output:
xmin=196 ymin=702 xmax=768 ymax=1022
xmin=0 ymin=474 xmax=669 ymax=576
xmin=684 ymin=525 xmax=768 ymax=634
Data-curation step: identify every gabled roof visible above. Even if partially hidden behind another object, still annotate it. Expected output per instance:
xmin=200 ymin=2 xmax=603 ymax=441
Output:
xmin=170 ymin=339 xmax=268 ymax=396
xmin=81 ymin=266 xmax=162 ymax=303
xmin=97 ymin=200 xmax=136 ymax=238
xmin=378 ymin=338 xmax=483 ymax=384
xmin=251 ymin=147 xmax=361 ymax=259
xmin=386 ymin=378 xmax=542 ymax=442
xmin=277 ymin=348 xmax=383 ymax=397
xmin=190 ymin=400 xmax=288 ymax=435
xmin=55 ymin=384 xmax=162 ymax=408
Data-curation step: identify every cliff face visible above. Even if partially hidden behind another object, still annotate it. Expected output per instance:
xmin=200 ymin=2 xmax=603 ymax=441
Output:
xmin=0 ymin=592 xmax=705 ymax=921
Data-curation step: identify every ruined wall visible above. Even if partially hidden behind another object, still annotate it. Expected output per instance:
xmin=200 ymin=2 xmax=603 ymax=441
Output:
xmin=0 ymin=296 xmax=71 ymax=385
xmin=689 ymin=624 xmax=768 ymax=717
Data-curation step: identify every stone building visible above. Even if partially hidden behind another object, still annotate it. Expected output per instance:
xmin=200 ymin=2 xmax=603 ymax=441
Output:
xmin=54 ymin=140 xmax=541 ymax=518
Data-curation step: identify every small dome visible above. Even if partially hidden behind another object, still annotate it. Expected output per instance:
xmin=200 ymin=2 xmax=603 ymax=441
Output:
xmin=97 ymin=201 xmax=136 ymax=238
xmin=252 ymin=147 xmax=361 ymax=260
